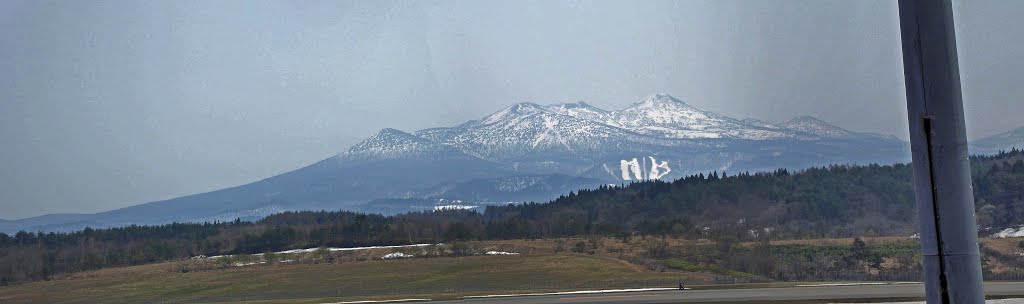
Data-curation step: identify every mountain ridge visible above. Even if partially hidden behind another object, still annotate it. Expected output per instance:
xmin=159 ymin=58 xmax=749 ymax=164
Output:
xmin=971 ymin=126 xmax=1024 ymax=155
xmin=419 ymin=94 xmax=894 ymax=144
xmin=0 ymin=94 xmax=934 ymax=233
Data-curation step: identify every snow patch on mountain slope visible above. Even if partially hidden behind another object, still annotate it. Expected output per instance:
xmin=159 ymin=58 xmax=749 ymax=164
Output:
xmin=531 ymin=116 xmax=573 ymax=151
xmin=605 ymin=94 xmax=797 ymax=140
xmin=546 ymin=101 xmax=610 ymax=122
xmin=415 ymin=103 xmax=638 ymax=161
xmin=338 ymin=128 xmax=463 ymax=161
xmin=480 ymin=102 xmax=547 ymax=125
xmin=617 ymin=156 xmax=672 ymax=181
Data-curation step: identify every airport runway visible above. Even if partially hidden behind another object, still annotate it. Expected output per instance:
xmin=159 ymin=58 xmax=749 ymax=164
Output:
xmin=428 ymin=282 xmax=1024 ymax=303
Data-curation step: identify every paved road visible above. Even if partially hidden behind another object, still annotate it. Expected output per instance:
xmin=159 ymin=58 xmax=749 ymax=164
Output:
xmin=429 ymin=282 xmax=1024 ymax=303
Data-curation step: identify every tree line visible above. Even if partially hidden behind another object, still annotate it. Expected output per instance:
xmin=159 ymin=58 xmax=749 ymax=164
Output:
xmin=2 ymin=148 xmax=1023 ymax=285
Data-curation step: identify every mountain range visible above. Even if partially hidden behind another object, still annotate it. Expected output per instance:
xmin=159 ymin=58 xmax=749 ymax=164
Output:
xmin=971 ymin=126 xmax=1024 ymax=155
xmin=3 ymin=94 xmax=1020 ymax=233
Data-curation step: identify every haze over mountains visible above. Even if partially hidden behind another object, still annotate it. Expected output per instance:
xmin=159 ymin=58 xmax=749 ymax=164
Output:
xmin=972 ymin=126 xmax=1024 ymax=155
xmin=3 ymin=94 xmax=1019 ymax=233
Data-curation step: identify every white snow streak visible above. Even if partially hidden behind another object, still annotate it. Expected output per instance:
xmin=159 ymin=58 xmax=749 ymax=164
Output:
xmin=381 ymin=252 xmax=414 ymax=259
xmin=648 ymin=156 xmax=671 ymax=180
xmin=620 ymin=156 xmax=671 ymax=181
xmin=620 ymin=158 xmax=642 ymax=180
xmin=464 ymin=287 xmax=683 ymax=299
xmin=484 ymin=251 xmax=519 ymax=255
xmin=196 ymin=244 xmax=438 ymax=260
xmin=325 ymin=299 xmax=431 ymax=304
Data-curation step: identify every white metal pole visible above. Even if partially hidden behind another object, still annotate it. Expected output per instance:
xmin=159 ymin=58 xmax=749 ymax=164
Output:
xmin=898 ymin=0 xmax=985 ymax=303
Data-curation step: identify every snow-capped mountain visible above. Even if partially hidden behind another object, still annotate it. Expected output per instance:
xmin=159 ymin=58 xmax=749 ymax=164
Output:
xmin=416 ymin=94 xmax=897 ymax=160
xmin=3 ymin=94 xmax=915 ymax=233
xmin=414 ymin=94 xmax=892 ymax=163
xmin=779 ymin=116 xmax=856 ymax=138
xmin=605 ymin=94 xmax=783 ymax=140
xmin=339 ymin=128 xmax=463 ymax=161
xmin=415 ymin=102 xmax=655 ymax=164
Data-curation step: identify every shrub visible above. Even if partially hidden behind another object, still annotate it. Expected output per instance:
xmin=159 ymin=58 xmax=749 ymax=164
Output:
xmin=572 ymin=241 xmax=587 ymax=253
xmin=313 ymin=247 xmax=334 ymax=263
xmin=423 ymin=244 xmax=444 ymax=257
xmin=234 ymin=254 xmax=254 ymax=266
xmin=645 ymin=238 xmax=669 ymax=258
xmin=263 ymin=252 xmax=279 ymax=264
xmin=217 ymin=256 xmax=236 ymax=268
xmin=450 ymin=241 xmax=473 ymax=256
xmin=663 ymin=259 xmax=701 ymax=272
xmin=663 ymin=258 xmax=760 ymax=278
xmin=617 ymin=232 xmax=632 ymax=244
xmin=554 ymin=240 xmax=567 ymax=253
xmin=588 ymin=237 xmax=603 ymax=250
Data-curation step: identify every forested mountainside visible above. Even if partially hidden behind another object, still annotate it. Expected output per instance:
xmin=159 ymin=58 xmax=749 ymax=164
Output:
xmin=2 ymin=149 xmax=1023 ymax=284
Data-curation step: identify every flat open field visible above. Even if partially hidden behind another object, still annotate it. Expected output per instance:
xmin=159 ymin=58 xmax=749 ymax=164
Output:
xmin=2 ymin=236 xmax=1021 ymax=303
xmin=0 ymin=253 xmax=702 ymax=304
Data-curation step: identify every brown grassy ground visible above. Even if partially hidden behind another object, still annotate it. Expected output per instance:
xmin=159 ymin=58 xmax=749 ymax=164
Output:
xmin=2 ymin=236 xmax=1021 ymax=304
xmin=983 ymin=237 xmax=1024 ymax=254
xmin=757 ymin=236 xmax=913 ymax=246
xmin=0 ymin=252 xmax=703 ymax=304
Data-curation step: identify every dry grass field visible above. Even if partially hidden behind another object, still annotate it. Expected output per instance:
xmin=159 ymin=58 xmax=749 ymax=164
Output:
xmin=0 ymin=252 xmax=701 ymax=304
xmin=1 ymin=236 xmax=1021 ymax=304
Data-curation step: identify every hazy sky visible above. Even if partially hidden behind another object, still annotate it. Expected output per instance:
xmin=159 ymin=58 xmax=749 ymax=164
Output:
xmin=1 ymin=0 xmax=1022 ymax=219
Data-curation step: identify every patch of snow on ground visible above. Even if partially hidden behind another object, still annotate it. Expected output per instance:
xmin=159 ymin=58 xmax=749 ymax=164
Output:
xmin=194 ymin=244 xmax=438 ymax=260
xmin=484 ymin=251 xmax=519 ymax=255
xmin=381 ymin=252 xmax=414 ymax=259
xmin=277 ymin=244 xmax=436 ymax=254
xmin=464 ymin=287 xmax=683 ymax=299
xmin=326 ymin=298 xmax=432 ymax=304
xmin=233 ymin=261 xmax=263 ymax=267
xmin=992 ymin=226 xmax=1024 ymax=238
xmin=231 ymin=260 xmax=293 ymax=267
